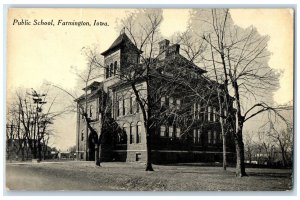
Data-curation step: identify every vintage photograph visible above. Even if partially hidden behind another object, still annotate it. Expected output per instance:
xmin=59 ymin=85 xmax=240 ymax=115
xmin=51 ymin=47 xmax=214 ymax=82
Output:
xmin=5 ymin=8 xmax=294 ymax=191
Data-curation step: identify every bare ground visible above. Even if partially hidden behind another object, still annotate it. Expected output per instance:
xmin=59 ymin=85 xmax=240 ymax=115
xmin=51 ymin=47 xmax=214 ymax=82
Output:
xmin=5 ymin=161 xmax=293 ymax=192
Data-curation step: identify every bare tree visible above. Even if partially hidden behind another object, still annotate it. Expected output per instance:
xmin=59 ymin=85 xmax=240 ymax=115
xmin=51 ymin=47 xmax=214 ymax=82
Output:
xmin=116 ymin=9 xmax=164 ymax=171
xmin=265 ymin=110 xmax=293 ymax=167
xmin=49 ymin=46 xmax=112 ymax=166
xmin=6 ymin=87 xmax=58 ymax=161
xmin=244 ymin=131 xmax=255 ymax=165
xmin=187 ymin=8 xmax=292 ymax=176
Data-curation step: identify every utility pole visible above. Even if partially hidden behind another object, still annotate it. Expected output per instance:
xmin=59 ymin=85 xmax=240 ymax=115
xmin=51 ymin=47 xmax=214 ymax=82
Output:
xmin=28 ymin=89 xmax=47 ymax=162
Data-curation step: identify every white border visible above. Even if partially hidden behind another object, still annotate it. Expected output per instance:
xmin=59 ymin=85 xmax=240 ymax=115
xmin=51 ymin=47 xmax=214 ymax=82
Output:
xmin=1 ymin=1 xmax=298 ymax=200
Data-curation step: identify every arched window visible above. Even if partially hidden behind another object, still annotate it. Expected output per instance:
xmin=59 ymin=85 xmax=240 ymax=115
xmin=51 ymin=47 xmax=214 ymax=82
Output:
xmin=136 ymin=122 xmax=142 ymax=143
xmin=110 ymin=63 xmax=113 ymax=77
xmin=130 ymin=123 xmax=135 ymax=144
xmin=114 ymin=61 xmax=117 ymax=76
xmin=123 ymin=123 xmax=128 ymax=133
xmin=122 ymin=124 xmax=129 ymax=144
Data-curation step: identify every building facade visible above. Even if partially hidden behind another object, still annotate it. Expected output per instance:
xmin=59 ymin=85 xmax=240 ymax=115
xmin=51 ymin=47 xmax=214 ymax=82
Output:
xmin=75 ymin=32 xmax=236 ymax=163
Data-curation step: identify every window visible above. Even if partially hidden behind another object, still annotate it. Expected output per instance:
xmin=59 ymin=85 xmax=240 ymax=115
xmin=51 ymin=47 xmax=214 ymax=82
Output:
xmin=130 ymin=123 xmax=134 ymax=144
xmin=122 ymin=124 xmax=129 ymax=144
xmin=81 ymin=130 xmax=84 ymax=141
xmin=169 ymin=126 xmax=174 ymax=138
xmin=197 ymin=129 xmax=201 ymax=144
xmin=213 ymin=107 xmax=216 ymax=122
xmin=89 ymin=105 xmax=93 ymax=118
xmin=122 ymin=98 xmax=125 ymax=116
xmin=197 ymin=104 xmax=201 ymax=119
xmin=136 ymin=122 xmax=142 ymax=143
xmin=176 ymin=99 xmax=181 ymax=109
xmin=193 ymin=103 xmax=196 ymax=119
xmin=208 ymin=106 xmax=212 ymax=121
xmin=129 ymin=95 xmax=133 ymax=114
xmin=176 ymin=128 xmax=181 ymax=138
xmin=117 ymin=98 xmax=123 ymax=117
xmin=105 ymin=66 xmax=109 ymax=78
xmin=208 ymin=130 xmax=212 ymax=144
xmin=213 ymin=131 xmax=217 ymax=144
xmin=110 ymin=63 xmax=113 ymax=77
xmin=123 ymin=124 xmax=128 ymax=133
xmin=203 ymin=107 xmax=207 ymax=121
xmin=114 ymin=61 xmax=117 ymax=76
xmin=136 ymin=153 xmax=141 ymax=161
xmin=193 ymin=129 xmax=197 ymax=143
xmin=124 ymin=97 xmax=131 ymax=115
xmin=193 ymin=103 xmax=201 ymax=119
xmin=161 ymin=96 xmax=166 ymax=107
xmin=169 ymin=97 xmax=174 ymax=109
xmin=160 ymin=125 xmax=166 ymax=137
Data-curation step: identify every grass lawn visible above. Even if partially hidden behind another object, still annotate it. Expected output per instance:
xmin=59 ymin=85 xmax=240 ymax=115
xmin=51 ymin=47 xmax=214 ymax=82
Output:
xmin=5 ymin=161 xmax=293 ymax=191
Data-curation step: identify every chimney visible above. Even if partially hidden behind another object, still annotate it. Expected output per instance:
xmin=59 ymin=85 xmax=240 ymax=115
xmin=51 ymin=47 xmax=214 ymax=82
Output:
xmin=158 ymin=39 xmax=181 ymax=60
xmin=159 ymin=39 xmax=170 ymax=53
xmin=168 ymin=44 xmax=180 ymax=55
xmin=158 ymin=39 xmax=170 ymax=60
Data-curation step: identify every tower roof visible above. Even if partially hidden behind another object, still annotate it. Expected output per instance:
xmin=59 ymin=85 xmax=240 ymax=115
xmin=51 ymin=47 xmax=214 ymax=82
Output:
xmin=101 ymin=33 xmax=142 ymax=56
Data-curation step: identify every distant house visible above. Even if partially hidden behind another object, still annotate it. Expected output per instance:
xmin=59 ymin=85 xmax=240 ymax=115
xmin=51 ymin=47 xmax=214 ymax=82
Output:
xmin=6 ymin=138 xmax=53 ymax=161
xmin=75 ymin=32 xmax=236 ymax=164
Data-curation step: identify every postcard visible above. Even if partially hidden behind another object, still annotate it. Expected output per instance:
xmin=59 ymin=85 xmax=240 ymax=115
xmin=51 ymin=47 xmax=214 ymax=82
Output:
xmin=5 ymin=8 xmax=294 ymax=192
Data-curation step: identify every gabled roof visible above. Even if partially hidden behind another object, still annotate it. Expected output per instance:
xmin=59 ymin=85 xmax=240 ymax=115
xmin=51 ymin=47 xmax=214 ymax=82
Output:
xmin=82 ymin=81 xmax=102 ymax=91
xmin=101 ymin=33 xmax=142 ymax=56
xmin=156 ymin=53 xmax=207 ymax=74
xmin=75 ymin=81 xmax=104 ymax=102
xmin=74 ymin=87 xmax=103 ymax=102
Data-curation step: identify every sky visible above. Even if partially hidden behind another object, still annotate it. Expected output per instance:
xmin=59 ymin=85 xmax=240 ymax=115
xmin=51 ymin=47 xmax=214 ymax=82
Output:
xmin=6 ymin=8 xmax=294 ymax=150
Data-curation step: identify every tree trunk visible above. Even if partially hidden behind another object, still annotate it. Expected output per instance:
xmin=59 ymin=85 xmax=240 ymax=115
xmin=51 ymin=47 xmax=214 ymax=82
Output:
xmin=95 ymin=144 xmax=101 ymax=166
xmin=232 ymin=80 xmax=247 ymax=177
xmin=131 ymin=82 xmax=154 ymax=171
xmin=145 ymin=127 xmax=153 ymax=171
xmin=235 ymin=125 xmax=247 ymax=177
xmin=38 ymin=139 xmax=42 ymax=161
xmin=279 ymin=144 xmax=287 ymax=167
xmin=21 ymin=147 xmax=25 ymax=161
xmin=222 ymin=134 xmax=227 ymax=170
